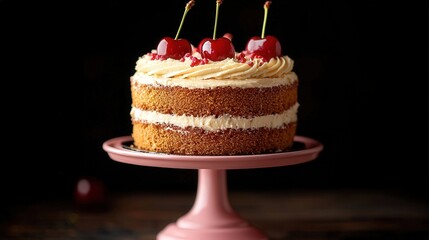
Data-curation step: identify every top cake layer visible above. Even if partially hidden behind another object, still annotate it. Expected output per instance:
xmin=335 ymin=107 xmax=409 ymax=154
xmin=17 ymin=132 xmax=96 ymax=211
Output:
xmin=130 ymin=48 xmax=299 ymax=124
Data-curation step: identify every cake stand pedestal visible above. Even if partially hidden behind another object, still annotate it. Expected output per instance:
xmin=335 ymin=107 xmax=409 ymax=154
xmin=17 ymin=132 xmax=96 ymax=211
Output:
xmin=103 ymin=135 xmax=323 ymax=240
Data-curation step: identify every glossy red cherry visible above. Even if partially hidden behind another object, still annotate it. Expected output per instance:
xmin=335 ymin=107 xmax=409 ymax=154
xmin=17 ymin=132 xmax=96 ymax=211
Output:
xmin=245 ymin=1 xmax=281 ymax=61
xmin=156 ymin=37 xmax=192 ymax=60
xmin=198 ymin=37 xmax=235 ymax=61
xmin=154 ymin=0 xmax=195 ymax=60
xmin=245 ymin=35 xmax=281 ymax=61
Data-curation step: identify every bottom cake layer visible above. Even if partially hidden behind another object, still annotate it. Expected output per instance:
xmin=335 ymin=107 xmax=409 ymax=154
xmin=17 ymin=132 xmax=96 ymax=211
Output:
xmin=131 ymin=122 xmax=297 ymax=155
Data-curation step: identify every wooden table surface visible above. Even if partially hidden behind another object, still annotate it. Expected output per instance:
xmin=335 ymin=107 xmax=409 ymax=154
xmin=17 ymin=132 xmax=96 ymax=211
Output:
xmin=1 ymin=189 xmax=429 ymax=240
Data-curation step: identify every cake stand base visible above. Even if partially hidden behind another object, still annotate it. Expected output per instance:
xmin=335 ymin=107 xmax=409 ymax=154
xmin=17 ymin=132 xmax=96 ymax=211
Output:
xmin=158 ymin=223 xmax=267 ymax=240
xmin=156 ymin=169 xmax=268 ymax=240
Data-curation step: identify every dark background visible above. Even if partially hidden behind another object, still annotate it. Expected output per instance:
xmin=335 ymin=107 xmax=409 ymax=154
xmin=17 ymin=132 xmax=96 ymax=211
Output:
xmin=1 ymin=0 xmax=427 ymax=204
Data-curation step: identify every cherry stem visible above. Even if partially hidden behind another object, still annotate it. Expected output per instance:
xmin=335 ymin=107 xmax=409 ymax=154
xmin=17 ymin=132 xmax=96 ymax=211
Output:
xmin=175 ymin=0 xmax=195 ymax=40
xmin=261 ymin=1 xmax=271 ymax=39
xmin=213 ymin=0 xmax=223 ymax=39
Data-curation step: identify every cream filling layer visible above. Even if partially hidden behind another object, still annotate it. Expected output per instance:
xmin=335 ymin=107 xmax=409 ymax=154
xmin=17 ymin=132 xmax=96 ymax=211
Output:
xmin=131 ymin=72 xmax=298 ymax=89
xmin=131 ymin=103 xmax=299 ymax=131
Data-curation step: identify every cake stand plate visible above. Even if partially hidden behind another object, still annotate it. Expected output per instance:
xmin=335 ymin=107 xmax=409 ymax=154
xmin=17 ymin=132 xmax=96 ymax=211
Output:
xmin=103 ymin=135 xmax=323 ymax=240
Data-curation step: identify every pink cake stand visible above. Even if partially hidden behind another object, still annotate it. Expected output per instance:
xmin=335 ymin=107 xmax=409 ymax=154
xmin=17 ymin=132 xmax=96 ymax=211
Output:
xmin=103 ymin=135 xmax=323 ymax=240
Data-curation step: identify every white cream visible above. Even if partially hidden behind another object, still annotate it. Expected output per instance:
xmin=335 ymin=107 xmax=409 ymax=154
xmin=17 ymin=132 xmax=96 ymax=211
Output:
xmin=131 ymin=50 xmax=298 ymax=89
xmin=134 ymin=54 xmax=296 ymax=80
xmin=131 ymin=72 xmax=297 ymax=89
xmin=131 ymin=103 xmax=299 ymax=131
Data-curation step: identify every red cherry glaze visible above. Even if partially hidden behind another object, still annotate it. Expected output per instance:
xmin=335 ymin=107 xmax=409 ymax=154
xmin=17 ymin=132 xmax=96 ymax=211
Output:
xmin=245 ymin=35 xmax=281 ymax=61
xmin=156 ymin=37 xmax=192 ymax=60
xmin=198 ymin=37 xmax=235 ymax=61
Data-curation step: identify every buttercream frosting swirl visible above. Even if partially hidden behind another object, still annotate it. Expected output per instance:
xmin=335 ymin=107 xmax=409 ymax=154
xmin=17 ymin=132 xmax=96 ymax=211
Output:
xmin=134 ymin=51 xmax=295 ymax=80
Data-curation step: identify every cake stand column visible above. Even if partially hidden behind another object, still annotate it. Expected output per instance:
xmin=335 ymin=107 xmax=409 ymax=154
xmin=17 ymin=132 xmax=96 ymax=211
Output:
xmin=156 ymin=169 xmax=268 ymax=240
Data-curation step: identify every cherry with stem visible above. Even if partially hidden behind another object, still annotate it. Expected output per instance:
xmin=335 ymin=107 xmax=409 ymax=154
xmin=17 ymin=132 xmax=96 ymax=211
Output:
xmin=198 ymin=0 xmax=235 ymax=61
xmin=156 ymin=0 xmax=195 ymax=60
xmin=245 ymin=1 xmax=282 ymax=61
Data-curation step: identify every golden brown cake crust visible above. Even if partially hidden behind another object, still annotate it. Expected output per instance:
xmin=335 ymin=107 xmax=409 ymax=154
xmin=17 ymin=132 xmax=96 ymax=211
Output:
xmin=131 ymin=82 xmax=298 ymax=117
xmin=132 ymin=121 xmax=297 ymax=155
